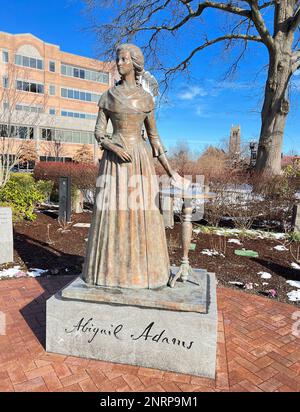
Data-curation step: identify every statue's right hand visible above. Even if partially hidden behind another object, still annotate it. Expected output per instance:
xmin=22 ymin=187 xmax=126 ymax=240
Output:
xmin=112 ymin=146 xmax=132 ymax=162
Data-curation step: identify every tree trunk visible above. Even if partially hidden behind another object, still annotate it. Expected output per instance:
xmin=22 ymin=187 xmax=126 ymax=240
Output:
xmin=255 ymin=10 xmax=294 ymax=175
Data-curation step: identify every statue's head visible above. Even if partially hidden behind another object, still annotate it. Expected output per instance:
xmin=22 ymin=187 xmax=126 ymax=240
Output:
xmin=116 ymin=43 xmax=144 ymax=84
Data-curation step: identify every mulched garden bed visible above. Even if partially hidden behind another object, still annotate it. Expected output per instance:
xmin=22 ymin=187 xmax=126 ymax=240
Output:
xmin=1 ymin=211 xmax=299 ymax=306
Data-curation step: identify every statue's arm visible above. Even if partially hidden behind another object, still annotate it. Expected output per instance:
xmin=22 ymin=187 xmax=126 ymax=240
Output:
xmin=94 ymin=109 xmax=114 ymax=151
xmin=95 ymin=108 xmax=132 ymax=162
xmin=144 ymin=110 xmax=175 ymax=178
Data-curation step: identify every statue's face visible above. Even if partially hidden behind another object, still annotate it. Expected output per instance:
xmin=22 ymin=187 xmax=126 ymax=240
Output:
xmin=116 ymin=49 xmax=134 ymax=77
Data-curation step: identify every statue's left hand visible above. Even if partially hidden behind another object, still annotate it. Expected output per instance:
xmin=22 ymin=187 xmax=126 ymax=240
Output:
xmin=170 ymin=172 xmax=191 ymax=190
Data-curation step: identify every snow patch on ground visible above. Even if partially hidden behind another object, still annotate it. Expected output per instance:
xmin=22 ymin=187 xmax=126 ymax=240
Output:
xmin=258 ymin=271 xmax=272 ymax=279
xmin=201 ymin=249 xmax=225 ymax=257
xmin=73 ymin=223 xmax=90 ymax=228
xmin=27 ymin=268 xmax=48 ymax=277
xmin=273 ymin=245 xmax=288 ymax=251
xmin=0 ymin=266 xmax=48 ymax=279
xmin=228 ymin=238 xmax=242 ymax=245
xmin=193 ymin=226 xmax=286 ymax=240
xmin=287 ymin=290 xmax=300 ymax=302
xmin=291 ymin=262 xmax=300 ymax=270
xmin=286 ymin=280 xmax=300 ymax=289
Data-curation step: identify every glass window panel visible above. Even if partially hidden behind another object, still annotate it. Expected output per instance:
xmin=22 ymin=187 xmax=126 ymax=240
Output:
xmin=61 ymin=88 xmax=67 ymax=98
xmin=86 ymin=93 xmax=91 ymax=102
xmin=19 ymin=127 xmax=28 ymax=139
xmin=23 ymin=56 xmax=30 ymax=67
xmin=15 ymin=55 xmax=22 ymax=65
xmin=23 ymin=82 xmax=30 ymax=92
xmin=30 ymin=58 xmax=36 ymax=68
xmin=49 ymin=85 xmax=55 ymax=95
xmin=16 ymin=80 xmax=23 ymax=90
xmin=30 ymin=83 xmax=37 ymax=93
xmin=61 ymin=64 xmax=66 ymax=75
xmin=61 ymin=111 xmax=67 ymax=117
xmin=49 ymin=61 xmax=55 ymax=72
xmin=2 ymin=50 xmax=8 ymax=63
xmin=64 ymin=131 xmax=73 ymax=142
xmin=103 ymin=73 xmax=109 ymax=84
xmin=74 ymin=112 xmax=80 ymax=118
xmin=73 ymin=131 xmax=81 ymax=143
xmin=37 ymin=84 xmax=44 ymax=94
xmin=74 ymin=90 xmax=79 ymax=99
xmin=80 ymin=70 xmax=85 ymax=79
xmin=80 ymin=92 xmax=85 ymax=100
xmin=73 ymin=68 xmax=79 ymax=78
xmin=2 ymin=76 xmax=8 ymax=88
xmin=68 ymin=89 xmax=74 ymax=98
xmin=37 ymin=59 xmax=43 ymax=70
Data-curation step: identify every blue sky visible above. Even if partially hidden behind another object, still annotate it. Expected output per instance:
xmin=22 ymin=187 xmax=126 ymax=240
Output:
xmin=2 ymin=0 xmax=299 ymax=157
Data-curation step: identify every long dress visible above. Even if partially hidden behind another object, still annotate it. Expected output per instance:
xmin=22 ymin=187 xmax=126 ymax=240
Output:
xmin=82 ymin=84 xmax=170 ymax=289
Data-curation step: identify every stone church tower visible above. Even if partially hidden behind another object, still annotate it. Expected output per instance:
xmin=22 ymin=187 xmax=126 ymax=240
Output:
xmin=229 ymin=125 xmax=241 ymax=157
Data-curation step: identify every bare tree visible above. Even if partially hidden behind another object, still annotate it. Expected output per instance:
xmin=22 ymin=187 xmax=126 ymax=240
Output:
xmin=73 ymin=144 xmax=94 ymax=163
xmin=0 ymin=63 xmax=47 ymax=186
xmin=40 ymin=138 xmax=66 ymax=161
xmin=84 ymin=0 xmax=300 ymax=175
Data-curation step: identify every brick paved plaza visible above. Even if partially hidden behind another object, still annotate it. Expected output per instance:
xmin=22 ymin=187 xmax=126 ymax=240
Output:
xmin=0 ymin=276 xmax=299 ymax=392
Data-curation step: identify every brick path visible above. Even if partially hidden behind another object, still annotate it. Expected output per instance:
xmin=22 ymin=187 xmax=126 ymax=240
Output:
xmin=0 ymin=276 xmax=299 ymax=392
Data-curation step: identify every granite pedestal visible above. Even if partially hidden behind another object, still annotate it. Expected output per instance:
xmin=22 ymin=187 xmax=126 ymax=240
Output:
xmin=46 ymin=269 xmax=217 ymax=378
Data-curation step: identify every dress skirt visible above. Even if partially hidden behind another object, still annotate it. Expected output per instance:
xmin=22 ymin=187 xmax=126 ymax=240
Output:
xmin=82 ymin=139 xmax=170 ymax=289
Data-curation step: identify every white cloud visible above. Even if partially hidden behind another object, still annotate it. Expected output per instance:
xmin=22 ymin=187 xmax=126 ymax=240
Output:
xmin=195 ymin=105 xmax=212 ymax=118
xmin=215 ymin=80 xmax=252 ymax=91
xmin=178 ymin=86 xmax=207 ymax=100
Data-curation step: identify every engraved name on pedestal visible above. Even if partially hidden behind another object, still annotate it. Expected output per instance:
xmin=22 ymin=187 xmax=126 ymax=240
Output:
xmin=0 ymin=207 xmax=13 ymax=265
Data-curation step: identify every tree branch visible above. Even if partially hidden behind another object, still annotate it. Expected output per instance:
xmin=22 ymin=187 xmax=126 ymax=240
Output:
xmin=197 ymin=1 xmax=251 ymax=18
xmin=164 ymin=33 xmax=263 ymax=77
xmin=246 ymin=0 xmax=275 ymax=52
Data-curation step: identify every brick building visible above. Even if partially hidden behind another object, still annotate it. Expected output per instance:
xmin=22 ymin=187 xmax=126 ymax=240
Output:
xmin=0 ymin=31 xmax=117 ymax=166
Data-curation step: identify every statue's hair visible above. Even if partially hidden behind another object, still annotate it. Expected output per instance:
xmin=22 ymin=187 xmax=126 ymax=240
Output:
xmin=116 ymin=43 xmax=145 ymax=86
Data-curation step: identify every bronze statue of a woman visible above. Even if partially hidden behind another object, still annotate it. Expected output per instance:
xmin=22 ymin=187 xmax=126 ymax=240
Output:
xmin=82 ymin=44 xmax=182 ymax=290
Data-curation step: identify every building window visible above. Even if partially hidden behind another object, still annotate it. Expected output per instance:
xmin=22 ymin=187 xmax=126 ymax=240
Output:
xmin=41 ymin=128 xmax=55 ymax=141
xmin=15 ymin=104 xmax=43 ymax=113
xmin=2 ymin=76 xmax=8 ymax=88
xmin=61 ymin=110 xmax=97 ymax=120
xmin=49 ymin=61 xmax=56 ymax=72
xmin=3 ymin=102 xmax=9 ymax=110
xmin=49 ymin=85 xmax=56 ymax=96
xmin=2 ymin=49 xmax=8 ymax=63
xmin=61 ymin=87 xmax=101 ymax=103
xmin=61 ymin=63 xmax=109 ymax=84
xmin=15 ymin=54 xmax=44 ymax=70
xmin=16 ymin=80 xmax=44 ymax=94
xmin=0 ymin=124 xmax=34 ymax=139
xmin=18 ymin=126 xmax=34 ymax=140
xmin=49 ymin=108 xmax=56 ymax=115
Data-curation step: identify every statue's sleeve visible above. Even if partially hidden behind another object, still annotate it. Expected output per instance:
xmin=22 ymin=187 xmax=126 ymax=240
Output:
xmin=144 ymin=110 xmax=167 ymax=158
xmin=94 ymin=108 xmax=110 ymax=150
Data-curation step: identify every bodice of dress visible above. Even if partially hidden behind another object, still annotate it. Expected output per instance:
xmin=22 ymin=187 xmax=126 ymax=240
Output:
xmin=109 ymin=111 xmax=146 ymax=143
xmin=95 ymin=85 xmax=167 ymax=157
